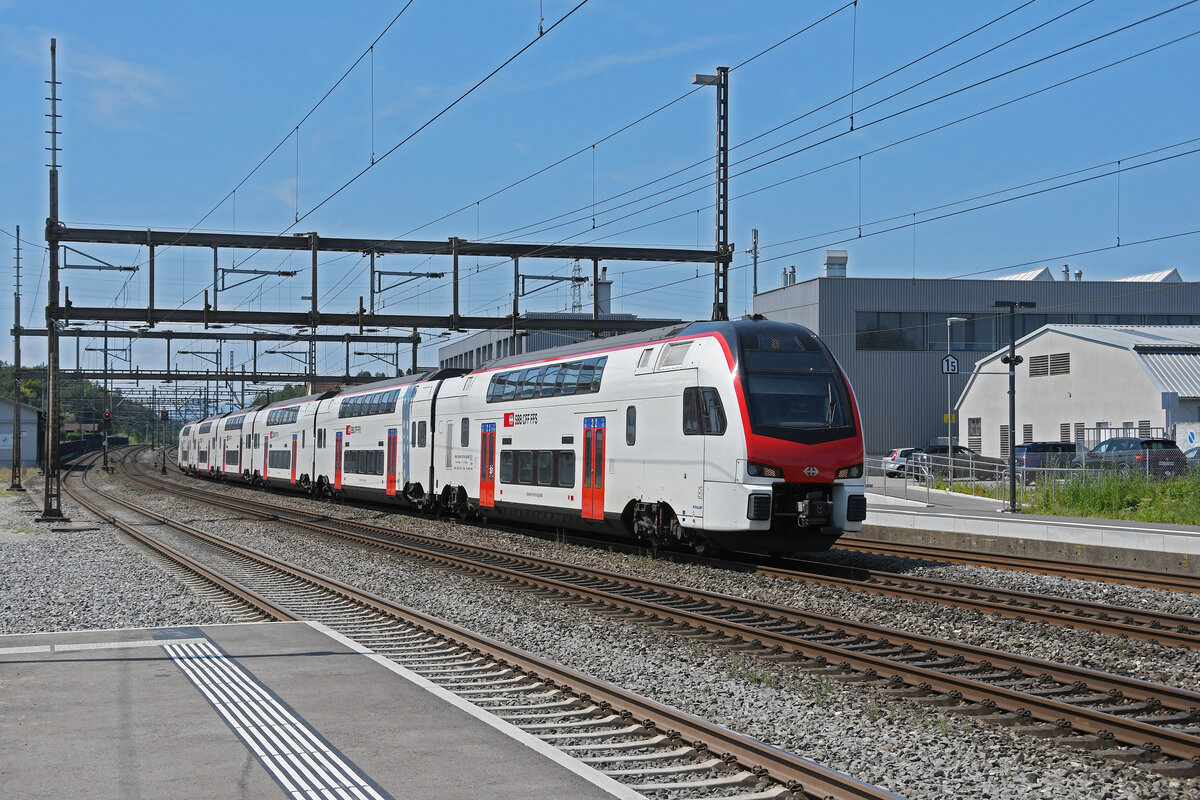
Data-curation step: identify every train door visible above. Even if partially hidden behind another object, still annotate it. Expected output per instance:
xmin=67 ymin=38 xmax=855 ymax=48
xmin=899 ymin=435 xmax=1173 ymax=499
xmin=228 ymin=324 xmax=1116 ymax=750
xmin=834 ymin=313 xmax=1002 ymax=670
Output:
xmin=290 ymin=433 xmax=298 ymax=484
xmin=479 ymin=423 xmax=496 ymax=507
xmin=237 ymin=436 xmax=243 ymax=476
xmin=386 ymin=428 xmax=398 ymax=496
xmin=582 ymin=417 xmax=606 ymax=520
xmin=264 ymin=440 xmax=270 ymax=481
xmin=334 ymin=431 xmax=343 ymax=490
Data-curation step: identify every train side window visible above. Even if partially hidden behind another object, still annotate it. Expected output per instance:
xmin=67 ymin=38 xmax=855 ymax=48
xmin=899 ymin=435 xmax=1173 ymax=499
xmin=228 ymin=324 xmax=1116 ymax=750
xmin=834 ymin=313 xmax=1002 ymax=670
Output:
xmin=518 ymin=451 xmax=533 ymax=484
xmin=487 ymin=376 xmax=500 ymax=402
xmin=500 ymin=373 xmax=518 ymax=401
xmin=701 ymin=388 xmax=727 ymax=435
xmin=418 ymin=421 xmax=427 ymax=447
xmin=626 ymin=406 xmax=636 ymax=446
xmin=460 ymin=417 xmax=469 ymax=447
xmin=588 ymin=356 xmax=606 ymax=392
xmin=539 ymin=364 xmax=561 ymax=397
xmin=411 ymin=422 xmax=417 ymax=442
xmin=536 ymin=451 xmax=553 ymax=486
xmin=556 ymin=451 xmax=575 ymax=487
xmin=637 ymin=348 xmax=654 ymax=369
xmin=499 ymin=451 xmax=514 ymax=483
xmin=519 ymin=367 xmax=542 ymax=400
xmin=683 ymin=388 xmax=702 ymax=435
xmin=560 ymin=362 xmax=581 ymax=395
xmin=577 ymin=361 xmax=595 ymax=393
xmin=301 ymin=431 xmax=305 ymax=447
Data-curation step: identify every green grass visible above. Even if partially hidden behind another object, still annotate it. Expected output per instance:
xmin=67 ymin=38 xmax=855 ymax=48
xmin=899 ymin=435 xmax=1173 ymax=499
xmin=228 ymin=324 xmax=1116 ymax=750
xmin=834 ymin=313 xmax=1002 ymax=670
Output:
xmin=1021 ymin=470 xmax=1200 ymax=525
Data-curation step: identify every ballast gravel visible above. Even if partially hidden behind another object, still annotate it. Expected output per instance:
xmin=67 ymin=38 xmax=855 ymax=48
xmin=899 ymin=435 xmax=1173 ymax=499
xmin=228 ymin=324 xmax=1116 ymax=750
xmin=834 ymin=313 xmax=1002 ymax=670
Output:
xmin=5 ymin=456 xmax=1198 ymax=800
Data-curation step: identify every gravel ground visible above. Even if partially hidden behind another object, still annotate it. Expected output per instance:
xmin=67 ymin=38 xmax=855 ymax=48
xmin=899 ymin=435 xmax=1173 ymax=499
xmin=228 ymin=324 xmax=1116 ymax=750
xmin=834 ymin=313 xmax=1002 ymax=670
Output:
xmin=5 ymin=456 xmax=1198 ymax=799
xmin=0 ymin=482 xmax=241 ymax=634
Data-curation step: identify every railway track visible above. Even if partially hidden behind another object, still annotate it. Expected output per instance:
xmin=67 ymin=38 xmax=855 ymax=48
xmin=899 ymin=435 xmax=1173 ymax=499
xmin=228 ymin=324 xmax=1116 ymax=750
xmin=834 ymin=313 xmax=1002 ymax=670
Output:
xmin=63 ymin=452 xmax=905 ymax=800
xmin=124 ymin=451 xmax=1200 ymax=770
xmin=835 ymin=536 xmax=1199 ymax=594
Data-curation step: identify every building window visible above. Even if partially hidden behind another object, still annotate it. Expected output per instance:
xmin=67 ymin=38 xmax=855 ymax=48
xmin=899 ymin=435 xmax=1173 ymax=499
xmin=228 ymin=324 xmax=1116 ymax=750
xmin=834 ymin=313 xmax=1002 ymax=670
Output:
xmin=968 ymin=417 xmax=982 ymax=453
xmin=1023 ymin=424 xmax=1033 ymax=444
xmin=856 ymin=312 xmax=924 ymax=351
xmin=1060 ymin=423 xmax=1071 ymax=442
xmin=1000 ymin=425 xmax=1010 ymax=459
xmin=1138 ymin=420 xmax=1151 ymax=437
xmin=1048 ymin=353 xmax=1070 ymax=375
xmin=1074 ymin=422 xmax=1085 ymax=442
xmin=1029 ymin=355 xmax=1049 ymax=377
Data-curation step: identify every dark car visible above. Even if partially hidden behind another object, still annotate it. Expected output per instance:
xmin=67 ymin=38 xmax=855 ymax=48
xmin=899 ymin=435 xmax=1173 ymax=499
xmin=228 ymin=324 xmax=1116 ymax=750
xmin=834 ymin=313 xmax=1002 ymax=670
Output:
xmin=1072 ymin=437 xmax=1188 ymax=478
xmin=1184 ymin=445 xmax=1200 ymax=470
xmin=1015 ymin=441 xmax=1079 ymax=484
xmin=907 ymin=445 xmax=1005 ymax=480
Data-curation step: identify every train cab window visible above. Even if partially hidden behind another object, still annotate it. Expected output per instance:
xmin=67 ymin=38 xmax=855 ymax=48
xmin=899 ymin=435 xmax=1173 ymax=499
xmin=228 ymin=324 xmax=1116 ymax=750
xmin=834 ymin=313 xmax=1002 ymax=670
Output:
xmin=556 ymin=451 xmax=575 ymax=487
xmin=518 ymin=451 xmax=533 ymax=484
xmin=683 ymin=387 xmax=727 ymax=436
xmin=536 ymin=451 xmax=553 ymax=486
xmin=460 ymin=417 xmax=470 ymax=447
xmin=417 ymin=421 xmax=427 ymax=447
xmin=499 ymin=451 xmax=514 ymax=483
xmin=626 ymin=406 xmax=636 ymax=446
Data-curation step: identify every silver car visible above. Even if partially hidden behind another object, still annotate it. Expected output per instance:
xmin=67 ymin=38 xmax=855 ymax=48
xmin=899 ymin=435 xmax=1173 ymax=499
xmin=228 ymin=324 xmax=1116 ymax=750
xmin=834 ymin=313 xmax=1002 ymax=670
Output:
xmin=881 ymin=447 xmax=921 ymax=477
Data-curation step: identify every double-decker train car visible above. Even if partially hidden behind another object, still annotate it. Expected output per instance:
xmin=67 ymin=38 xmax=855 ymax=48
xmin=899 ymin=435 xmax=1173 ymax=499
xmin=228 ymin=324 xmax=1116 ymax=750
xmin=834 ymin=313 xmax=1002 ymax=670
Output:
xmin=178 ymin=319 xmax=866 ymax=553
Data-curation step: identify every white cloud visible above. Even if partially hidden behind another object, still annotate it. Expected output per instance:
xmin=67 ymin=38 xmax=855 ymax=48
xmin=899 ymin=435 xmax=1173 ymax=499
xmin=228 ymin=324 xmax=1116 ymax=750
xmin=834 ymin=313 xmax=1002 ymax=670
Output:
xmin=2 ymin=31 xmax=174 ymax=128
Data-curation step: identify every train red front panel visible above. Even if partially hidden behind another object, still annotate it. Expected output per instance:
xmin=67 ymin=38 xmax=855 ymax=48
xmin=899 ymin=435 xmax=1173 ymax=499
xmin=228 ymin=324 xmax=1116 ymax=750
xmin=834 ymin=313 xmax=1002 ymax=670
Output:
xmin=386 ymin=428 xmax=397 ymax=496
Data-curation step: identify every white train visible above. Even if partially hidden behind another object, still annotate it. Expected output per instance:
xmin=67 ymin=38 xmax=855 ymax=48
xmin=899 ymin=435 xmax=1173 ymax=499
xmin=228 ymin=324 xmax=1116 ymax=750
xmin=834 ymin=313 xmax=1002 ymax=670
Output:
xmin=178 ymin=319 xmax=867 ymax=553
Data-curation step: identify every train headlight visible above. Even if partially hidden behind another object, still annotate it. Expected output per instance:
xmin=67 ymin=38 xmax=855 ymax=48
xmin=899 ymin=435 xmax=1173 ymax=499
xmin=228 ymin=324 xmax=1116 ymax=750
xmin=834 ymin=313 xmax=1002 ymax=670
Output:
xmin=745 ymin=461 xmax=783 ymax=479
xmin=835 ymin=463 xmax=863 ymax=479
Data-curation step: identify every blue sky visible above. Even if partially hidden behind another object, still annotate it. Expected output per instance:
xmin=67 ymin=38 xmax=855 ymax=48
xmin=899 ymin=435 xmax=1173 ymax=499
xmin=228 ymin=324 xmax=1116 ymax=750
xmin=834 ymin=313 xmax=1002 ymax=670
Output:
xmin=2 ymin=0 xmax=1198 ymax=374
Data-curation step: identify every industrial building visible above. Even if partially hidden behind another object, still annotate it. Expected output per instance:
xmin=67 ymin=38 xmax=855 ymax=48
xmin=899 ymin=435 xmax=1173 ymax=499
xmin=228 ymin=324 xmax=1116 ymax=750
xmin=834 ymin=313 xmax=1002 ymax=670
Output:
xmin=956 ymin=325 xmax=1200 ymax=458
xmin=0 ymin=397 xmax=41 ymax=469
xmin=753 ymin=253 xmax=1200 ymax=454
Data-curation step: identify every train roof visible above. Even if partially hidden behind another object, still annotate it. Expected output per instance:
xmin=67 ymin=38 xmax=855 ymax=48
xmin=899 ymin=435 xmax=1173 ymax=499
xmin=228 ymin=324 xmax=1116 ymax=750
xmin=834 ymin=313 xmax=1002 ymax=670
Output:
xmin=262 ymin=391 xmax=337 ymax=409
xmin=336 ymin=368 xmax=471 ymax=396
xmin=469 ymin=318 xmax=817 ymax=372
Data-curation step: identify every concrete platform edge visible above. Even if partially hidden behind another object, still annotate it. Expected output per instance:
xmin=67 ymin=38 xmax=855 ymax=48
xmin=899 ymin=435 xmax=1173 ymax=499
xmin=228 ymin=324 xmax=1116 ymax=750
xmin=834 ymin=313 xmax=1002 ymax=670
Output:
xmin=309 ymin=620 xmax=644 ymax=800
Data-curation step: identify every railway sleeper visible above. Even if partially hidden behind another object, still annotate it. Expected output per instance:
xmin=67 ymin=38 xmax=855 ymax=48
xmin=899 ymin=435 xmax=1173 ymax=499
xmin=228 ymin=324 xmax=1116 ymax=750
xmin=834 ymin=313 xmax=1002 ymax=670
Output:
xmin=628 ymin=770 xmax=760 ymax=794
xmin=579 ymin=746 xmax=700 ymax=765
xmin=604 ymin=757 xmax=725 ymax=778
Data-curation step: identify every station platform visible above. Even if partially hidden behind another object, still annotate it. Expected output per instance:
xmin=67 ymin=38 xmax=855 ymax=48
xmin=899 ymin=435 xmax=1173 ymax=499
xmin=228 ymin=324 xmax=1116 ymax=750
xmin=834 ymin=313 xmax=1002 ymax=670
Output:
xmin=862 ymin=481 xmax=1200 ymax=576
xmin=0 ymin=621 xmax=638 ymax=799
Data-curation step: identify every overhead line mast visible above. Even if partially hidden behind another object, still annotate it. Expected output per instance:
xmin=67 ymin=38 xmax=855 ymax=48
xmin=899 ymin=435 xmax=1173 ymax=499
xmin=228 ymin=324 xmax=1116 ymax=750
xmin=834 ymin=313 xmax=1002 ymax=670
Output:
xmin=41 ymin=38 xmax=67 ymax=521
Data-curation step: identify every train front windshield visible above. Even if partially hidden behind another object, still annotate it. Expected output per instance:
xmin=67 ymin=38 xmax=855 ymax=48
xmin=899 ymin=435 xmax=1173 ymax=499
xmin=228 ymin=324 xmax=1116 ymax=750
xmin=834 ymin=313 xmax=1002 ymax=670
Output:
xmin=740 ymin=330 xmax=855 ymax=444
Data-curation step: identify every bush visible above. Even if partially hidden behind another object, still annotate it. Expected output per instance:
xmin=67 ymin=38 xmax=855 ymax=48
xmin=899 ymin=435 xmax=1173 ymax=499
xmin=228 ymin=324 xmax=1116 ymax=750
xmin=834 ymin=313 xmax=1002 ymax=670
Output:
xmin=1023 ymin=470 xmax=1200 ymax=525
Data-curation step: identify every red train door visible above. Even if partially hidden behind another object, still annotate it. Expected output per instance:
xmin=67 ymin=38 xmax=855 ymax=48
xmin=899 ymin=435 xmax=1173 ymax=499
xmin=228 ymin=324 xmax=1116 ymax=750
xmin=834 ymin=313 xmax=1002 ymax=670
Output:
xmin=386 ymin=428 xmax=398 ymax=496
xmin=582 ymin=417 xmax=606 ymax=520
xmin=479 ymin=423 xmax=496 ymax=507
xmin=290 ymin=433 xmax=298 ymax=484
xmin=264 ymin=440 xmax=270 ymax=481
xmin=334 ymin=431 xmax=343 ymax=490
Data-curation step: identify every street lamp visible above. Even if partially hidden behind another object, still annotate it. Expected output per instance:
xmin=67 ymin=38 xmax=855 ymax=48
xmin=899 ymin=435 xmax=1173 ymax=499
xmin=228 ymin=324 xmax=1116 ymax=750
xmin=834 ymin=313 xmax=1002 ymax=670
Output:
xmin=994 ymin=300 xmax=1036 ymax=512
xmin=946 ymin=316 xmax=967 ymax=483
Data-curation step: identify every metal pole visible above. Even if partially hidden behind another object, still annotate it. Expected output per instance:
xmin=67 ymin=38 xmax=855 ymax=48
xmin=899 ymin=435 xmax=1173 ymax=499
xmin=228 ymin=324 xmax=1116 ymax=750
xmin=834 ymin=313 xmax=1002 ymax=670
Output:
xmin=369 ymin=252 xmax=376 ymax=314
xmin=750 ymin=228 xmax=759 ymax=302
xmin=41 ymin=38 xmax=66 ymax=519
xmin=947 ymin=318 xmax=952 ymax=485
xmin=102 ymin=320 xmax=109 ymax=472
xmin=995 ymin=301 xmax=1033 ymax=512
xmin=450 ymin=237 xmax=460 ymax=329
xmin=10 ymin=225 xmax=22 ymax=490
xmin=713 ymin=66 xmax=729 ymax=321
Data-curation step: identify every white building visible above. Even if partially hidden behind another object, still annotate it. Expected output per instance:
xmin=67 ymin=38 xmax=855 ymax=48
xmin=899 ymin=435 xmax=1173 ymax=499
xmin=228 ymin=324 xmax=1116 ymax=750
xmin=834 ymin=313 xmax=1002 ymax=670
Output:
xmin=0 ymin=396 xmax=41 ymax=468
xmin=956 ymin=326 xmax=1200 ymax=458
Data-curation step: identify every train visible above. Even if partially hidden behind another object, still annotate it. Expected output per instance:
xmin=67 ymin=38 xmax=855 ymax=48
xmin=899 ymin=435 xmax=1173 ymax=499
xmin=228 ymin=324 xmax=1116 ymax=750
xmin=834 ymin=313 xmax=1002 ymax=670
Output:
xmin=177 ymin=319 xmax=867 ymax=554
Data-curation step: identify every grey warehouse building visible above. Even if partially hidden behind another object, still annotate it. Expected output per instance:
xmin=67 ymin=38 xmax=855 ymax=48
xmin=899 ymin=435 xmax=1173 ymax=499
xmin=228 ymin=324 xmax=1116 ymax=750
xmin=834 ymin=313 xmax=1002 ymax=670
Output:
xmin=753 ymin=257 xmax=1200 ymax=455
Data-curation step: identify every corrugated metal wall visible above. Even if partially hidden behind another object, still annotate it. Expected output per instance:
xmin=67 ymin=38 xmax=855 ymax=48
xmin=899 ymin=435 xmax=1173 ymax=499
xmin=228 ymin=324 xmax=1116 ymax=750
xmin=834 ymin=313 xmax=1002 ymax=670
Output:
xmin=756 ymin=276 xmax=1200 ymax=454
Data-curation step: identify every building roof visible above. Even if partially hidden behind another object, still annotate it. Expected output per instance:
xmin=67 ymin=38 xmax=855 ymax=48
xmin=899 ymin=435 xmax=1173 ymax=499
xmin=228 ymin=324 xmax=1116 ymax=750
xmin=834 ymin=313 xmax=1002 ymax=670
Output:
xmin=990 ymin=267 xmax=1055 ymax=281
xmin=1112 ymin=268 xmax=1182 ymax=283
xmin=0 ymin=396 xmax=41 ymax=415
xmin=964 ymin=325 xmax=1200 ymax=402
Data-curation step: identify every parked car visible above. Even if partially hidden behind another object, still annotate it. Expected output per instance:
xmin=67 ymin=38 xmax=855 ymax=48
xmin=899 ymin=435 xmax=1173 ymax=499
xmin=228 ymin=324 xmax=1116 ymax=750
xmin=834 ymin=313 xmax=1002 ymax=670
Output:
xmin=1071 ymin=437 xmax=1188 ymax=478
xmin=881 ymin=447 xmax=922 ymax=477
xmin=1184 ymin=445 xmax=1200 ymax=470
xmin=1014 ymin=441 xmax=1079 ymax=484
xmin=907 ymin=445 xmax=1005 ymax=480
